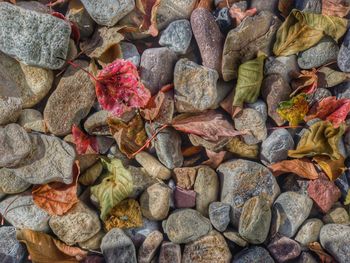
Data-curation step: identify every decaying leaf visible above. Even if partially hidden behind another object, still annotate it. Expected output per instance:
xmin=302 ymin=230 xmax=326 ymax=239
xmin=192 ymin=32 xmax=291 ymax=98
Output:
xmin=308 ymin=242 xmax=336 ymax=263
xmin=268 ymin=158 xmax=319 ymax=179
xmin=107 ymin=114 xmax=147 ymax=159
xmin=273 ymin=10 xmax=347 ymax=56
xmin=290 ymin=69 xmax=318 ymax=96
xmin=317 ymin=66 xmax=350 ymax=88
xmin=277 ymin=93 xmax=309 ymax=126
xmin=313 ymin=155 xmax=346 ymax=181
xmin=79 ymin=161 xmax=103 ymax=186
xmin=225 ymin=137 xmax=259 ymax=159
xmin=16 ymin=229 xmax=87 ymax=263
xmin=202 ymin=149 xmax=229 ymax=169
xmin=289 ymin=121 xmax=345 ymax=160
xmin=278 ymin=0 xmax=294 ymax=17
xmin=136 ymin=0 xmax=162 ymax=37
xmin=322 ymin=0 xmax=350 ymax=18
xmin=104 ymin=199 xmax=143 ymax=231
xmin=91 ymin=158 xmax=133 ymax=220
xmin=229 ymin=6 xmax=257 ymax=26
xmin=72 ymin=125 xmax=99 ymax=155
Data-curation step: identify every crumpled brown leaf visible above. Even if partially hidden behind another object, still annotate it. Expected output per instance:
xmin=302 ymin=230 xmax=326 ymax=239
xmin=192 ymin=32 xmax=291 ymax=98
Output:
xmin=313 ymin=155 xmax=346 ymax=181
xmin=268 ymin=158 xmax=319 ymax=179
xmin=225 ymin=137 xmax=258 ymax=159
xmin=322 ymin=0 xmax=350 ymax=18
xmin=229 ymin=6 xmax=257 ymax=26
xmin=290 ymin=69 xmax=318 ymax=96
xmin=278 ymin=0 xmax=294 ymax=17
xmin=308 ymin=242 xmax=336 ymax=263
xmin=202 ymin=149 xmax=229 ymax=169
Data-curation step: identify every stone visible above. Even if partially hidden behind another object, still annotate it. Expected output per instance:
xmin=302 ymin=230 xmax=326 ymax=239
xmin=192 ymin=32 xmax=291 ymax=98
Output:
xmin=333 ymin=81 xmax=350 ymax=99
xmin=182 ymin=231 xmax=232 ymax=263
xmin=140 ymin=183 xmax=171 ymax=221
xmin=295 ymin=0 xmax=322 ymax=13
xmin=124 ymin=218 xmax=160 ymax=248
xmin=135 ymin=152 xmax=171 ymax=180
xmin=295 ymin=219 xmax=324 ymax=246
xmin=298 ymin=37 xmax=339 ymax=69
xmin=323 ymin=207 xmax=350 ymax=224
xmin=174 ymin=58 xmax=219 ymax=112
xmin=247 ymin=99 xmax=268 ymax=122
xmin=0 ymin=3 xmax=71 ymax=69
xmin=239 ymin=196 xmax=271 ymax=244
xmin=222 ymin=11 xmax=280 ymax=80
xmin=0 ymin=97 xmax=21 ymax=126
xmin=191 ymin=8 xmax=223 ymax=74
xmin=80 ymin=0 xmax=134 ymax=26
xmin=101 ymin=228 xmax=137 ymax=263
xmin=0 ymin=194 xmax=50 ymax=232
xmin=262 ymin=73 xmax=292 ymax=126
xmin=174 ymin=186 xmax=196 ymax=208
xmin=189 ymin=135 xmax=231 ymax=152
xmin=308 ymin=88 xmax=332 ymax=105
xmin=162 ymin=209 xmax=212 ymax=244
xmin=49 ymin=201 xmax=101 ymax=245
xmin=265 ymin=55 xmax=299 ymax=83
xmin=267 ymin=236 xmax=301 ymax=263
xmin=223 ymin=230 xmax=248 ymax=247
xmin=250 ymin=0 xmax=279 ymax=12
xmin=138 ymin=230 xmax=163 ymax=263
xmin=128 ymin=166 xmax=157 ymax=199
xmin=140 ymin=47 xmax=177 ymax=95
xmin=18 ymin=109 xmax=46 ymax=133
xmin=78 ymin=231 xmax=105 ymax=251
xmin=159 ymin=19 xmax=192 ymax=54
xmin=213 ymin=7 xmax=233 ymax=34
xmin=320 ymin=223 xmax=350 ymax=263
xmin=44 ymin=60 xmax=95 ymax=136
xmin=5 ymin=133 xmax=76 ymax=184
xmin=159 ymin=241 xmax=181 ymax=263
xmin=297 ymin=252 xmax=318 ymax=263
xmin=232 ymin=246 xmax=274 ymax=263
xmin=0 ymin=226 xmax=26 ymax=263
xmin=209 ymin=202 xmax=231 ymax=232
xmin=0 ymin=123 xmax=32 ymax=168
xmin=260 ymin=129 xmax=295 ymax=165
xmin=271 ymin=191 xmax=313 ymax=237
xmin=217 ymin=159 xmax=280 ymax=227
xmin=194 ymin=166 xmax=219 ymax=216
xmin=338 ymin=28 xmax=350 ymax=72
xmin=0 ymin=169 xmax=31 ymax=194
xmin=225 ymin=137 xmax=259 ymax=159
xmin=280 ymin=174 xmax=310 ymax=195
xmin=120 ymin=42 xmax=141 ymax=67
xmin=17 ymin=1 xmax=50 ymax=13
xmin=84 ymin=110 xmax=111 ymax=136
xmin=173 ymin=167 xmax=197 ymax=189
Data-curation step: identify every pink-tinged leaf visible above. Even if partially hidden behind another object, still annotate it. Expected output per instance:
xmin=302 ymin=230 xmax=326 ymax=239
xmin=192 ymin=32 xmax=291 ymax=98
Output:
xmin=72 ymin=125 xmax=99 ymax=155
xmin=229 ymin=7 xmax=257 ymax=26
xmin=172 ymin=110 xmax=247 ymax=141
xmin=202 ymin=149 xmax=229 ymax=169
xmin=96 ymin=59 xmax=151 ymax=117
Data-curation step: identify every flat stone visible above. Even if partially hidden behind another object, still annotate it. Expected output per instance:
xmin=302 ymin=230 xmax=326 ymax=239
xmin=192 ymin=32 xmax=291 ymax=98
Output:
xmin=209 ymin=202 xmax=231 ymax=232
xmin=295 ymin=0 xmax=322 ymax=13
xmin=80 ymin=0 xmax=134 ymax=26
xmin=247 ymin=99 xmax=268 ymax=122
xmin=217 ymin=159 xmax=280 ymax=227
xmin=135 ymin=152 xmax=171 ymax=180
xmin=162 ymin=209 xmax=212 ymax=244
xmin=0 ymin=226 xmax=26 ymax=263
xmin=260 ymin=129 xmax=295 ymax=165
xmin=0 ymin=97 xmax=21 ymax=126
xmin=232 ymin=246 xmax=274 ymax=263
xmin=78 ymin=230 xmax=105 ymax=251
xmin=271 ymin=191 xmax=313 ymax=237
xmin=84 ymin=110 xmax=111 ymax=136
xmin=174 ymin=186 xmax=196 ymax=208
xmin=338 ymin=28 xmax=350 ymax=72
xmin=295 ymin=218 xmax=324 ymax=246
xmin=173 ymin=167 xmax=197 ymax=189
xmin=0 ymin=169 xmax=31 ymax=194
xmin=120 ymin=42 xmax=140 ymax=67
xmin=128 ymin=166 xmax=157 ymax=199
xmin=140 ymin=47 xmax=177 ymax=95
xmin=323 ymin=207 xmax=350 ymax=224
xmin=267 ymin=236 xmax=301 ymax=263
xmin=174 ymin=58 xmax=219 ymax=113
xmin=223 ymin=230 xmax=248 ymax=247
xmin=44 ymin=60 xmax=95 ymax=136
xmin=0 ymin=3 xmax=71 ymax=69
xmin=101 ymin=228 xmax=137 ymax=263
xmin=265 ymin=55 xmax=299 ymax=83
xmin=0 ymin=194 xmax=50 ymax=232
xmin=18 ymin=109 xmax=46 ymax=133
xmin=182 ymin=231 xmax=232 ymax=263
xmin=138 ymin=230 xmax=163 ymax=263
xmin=159 ymin=241 xmax=181 ymax=263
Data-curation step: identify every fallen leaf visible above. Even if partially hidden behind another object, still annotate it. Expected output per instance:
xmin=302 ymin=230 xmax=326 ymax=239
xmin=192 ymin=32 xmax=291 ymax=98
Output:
xmin=181 ymin=145 xmax=203 ymax=157
xmin=345 ymin=190 xmax=350 ymax=205
xmin=322 ymin=0 xmax=350 ymax=17
xmin=229 ymin=6 xmax=257 ymax=26
xmin=308 ymin=242 xmax=336 ymax=263
xmin=313 ymin=155 xmax=346 ymax=181
xmin=278 ymin=0 xmax=294 ymax=17
xmin=196 ymin=0 xmax=213 ymax=10
xmin=225 ymin=137 xmax=259 ymax=159
xmin=16 ymin=229 xmax=87 ymax=263
xmin=202 ymin=149 xmax=229 ymax=169
xmin=268 ymin=158 xmax=319 ymax=179
xmin=290 ymin=69 xmax=318 ymax=96
xmin=136 ymin=0 xmax=162 ymax=36
xmin=317 ymin=67 xmax=350 ymax=88
xmin=273 ymin=10 xmax=347 ymax=56
xmin=277 ymin=93 xmax=309 ymax=127
xmin=140 ymin=90 xmax=166 ymax=121
xmin=91 ymin=158 xmax=133 ymax=220
xmin=72 ymin=125 xmax=99 ymax=155
xmin=32 ymin=162 xmax=80 ymax=216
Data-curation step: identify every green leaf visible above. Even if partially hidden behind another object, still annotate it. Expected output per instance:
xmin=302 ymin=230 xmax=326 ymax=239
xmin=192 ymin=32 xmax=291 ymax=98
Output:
xmin=273 ymin=9 xmax=347 ymax=56
xmin=277 ymin=93 xmax=309 ymax=127
xmin=91 ymin=158 xmax=133 ymax=220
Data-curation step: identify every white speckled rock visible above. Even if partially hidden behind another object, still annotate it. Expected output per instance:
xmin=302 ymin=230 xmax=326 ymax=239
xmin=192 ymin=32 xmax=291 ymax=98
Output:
xmin=0 ymin=226 xmax=26 ymax=263
xmin=0 ymin=169 xmax=31 ymax=194
xmin=120 ymin=42 xmax=141 ymax=67
xmin=295 ymin=218 xmax=323 ymax=246
xmin=17 ymin=109 xmax=46 ymax=133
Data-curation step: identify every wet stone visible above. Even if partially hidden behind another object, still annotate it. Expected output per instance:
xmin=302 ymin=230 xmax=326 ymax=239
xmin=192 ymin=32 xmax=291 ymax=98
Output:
xmin=295 ymin=218 xmax=324 ymax=246
xmin=267 ymin=236 xmax=301 ymax=263
xmin=120 ymin=42 xmax=141 ymax=67
xmin=174 ymin=186 xmax=196 ymax=208
xmin=209 ymin=202 xmax=231 ymax=232
xmin=338 ymin=28 xmax=350 ymax=72
xmin=232 ymin=246 xmax=274 ymax=263
xmin=323 ymin=207 xmax=350 ymax=224
xmin=138 ymin=230 xmax=163 ymax=263
xmin=0 ymin=226 xmax=26 ymax=263
xmin=159 ymin=241 xmax=181 ymax=263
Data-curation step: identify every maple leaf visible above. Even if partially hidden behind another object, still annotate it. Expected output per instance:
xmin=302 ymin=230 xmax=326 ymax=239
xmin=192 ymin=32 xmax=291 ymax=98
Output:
xmin=95 ymin=59 xmax=151 ymax=117
xmin=72 ymin=125 xmax=99 ymax=155
xmin=277 ymin=93 xmax=309 ymax=127
xmin=268 ymin=158 xmax=319 ymax=180
xmin=290 ymin=69 xmax=318 ymax=96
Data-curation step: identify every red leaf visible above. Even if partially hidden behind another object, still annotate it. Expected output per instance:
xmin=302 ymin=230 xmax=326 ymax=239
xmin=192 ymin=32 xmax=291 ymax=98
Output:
xmin=72 ymin=125 xmax=99 ymax=155
xmin=96 ymin=59 xmax=151 ymax=117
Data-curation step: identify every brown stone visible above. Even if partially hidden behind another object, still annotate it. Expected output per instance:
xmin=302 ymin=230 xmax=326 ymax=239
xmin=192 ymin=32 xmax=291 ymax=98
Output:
xmin=173 ymin=167 xmax=197 ymax=189
xmin=138 ymin=230 xmax=163 ymax=263
xmin=159 ymin=241 xmax=181 ymax=263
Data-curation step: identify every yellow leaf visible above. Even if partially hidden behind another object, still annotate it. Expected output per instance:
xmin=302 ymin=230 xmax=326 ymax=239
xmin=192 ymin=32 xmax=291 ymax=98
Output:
xmin=313 ymin=155 xmax=346 ymax=181
xmin=277 ymin=93 xmax=309 ymax=127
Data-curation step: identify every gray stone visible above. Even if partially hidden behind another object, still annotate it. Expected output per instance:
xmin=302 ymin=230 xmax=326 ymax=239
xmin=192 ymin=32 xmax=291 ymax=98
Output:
xmin=295 ymin=218 xmax=324 ymax=246
xmin=159 ymin=19 xmax=192 ymax=54
xmin=80 ymin=0 xmax=135 ymax=26
xmin=265 ymin=55 xmax=299 ymax=83
xmin=295 ymin=0 xmax=322 ymax=13
xmin=320 ymin=224 xmax=350 ymax=263
xmin=0 ymin=194 xmax=50 ymax=232
xmin=0 ymin=169 xmax=31 ymax=194
xmin=333 ymin=81 xmax=350 ymax=99
xmin=209 ymin=202 xmax=231 ymax=232
xmin=260 ymin=129 xmax=295 ymax=165
xmin=247 ymin=99 xmax=268 ymax=122
xmin=101 ymin=228 xmax=137 ymax=263
xmin=159 ymin=241 xmax=181 ymax=263
xmin=217 ymin=159 xmax=280 ymax=227
xmin=66 ymin=1 xmax=95 ymax=39
xmin=0 ymin=97 xmax=21 ymax=126
xmin=232 ymin=246 xmax=274 ymax=263
xmin=323 ymin=207 xmax=350 ymax=224
xmin=250 ymin=0 xmax=279 ymax=12
xmin=120 ymin=42 xmax=141 ymax=67
xmin=298 ymin=37 xmax=339 ymax=69
xmin=338 ymin=28 xmax=350 ymax=72
xmin=124 ymin=218 xmax=161 ymax=248
xmin=267 ymin=236 xmax=301 ymax=263
xmin=308 ymin=88 xmax=332 ymax=105
xmin=297 ymin=252 xmax=318 ymax=263
xmin=128 ymin=166 xmax=157 ymax=199
xmin=78 ymin=230 xmax=105 ymax=251
xmin=138 ymin=230 xmax=163 ymax=263
xmin=271 ymin=191 xmax=313 ymax=237
xmin=0 ymin=3 xmax=71 ymax=69
xmin=0 ymin=226 xmax=26 ymax=263
xmin=18 ymin=109 xmax=46 ymax=133
xmin=84 ymin=110 xmax=111 ymax=136
xmin=162 ymin=209 xmax=212 ymax=244
xmin=223 ymin=230 xmax=248 ymax=247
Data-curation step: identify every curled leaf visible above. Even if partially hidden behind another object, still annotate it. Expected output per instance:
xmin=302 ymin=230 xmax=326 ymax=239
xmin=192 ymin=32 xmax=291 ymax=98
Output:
xmin=308 ymin=242 xmax=336 ymax=263
xmin=229 ymin=6 xmax=257 ymax=26
xmin=268 ymin=158 xmax=319 ymax=180
xmin=290 ymin=69 xmax=318 ymax=96
xmin=137 ymin=0 xmax=161 ymax=36
xmin=277 ymin=93 xmax=309 ymax=127
xmin=313 ymin=155 xmax=346 ymax=181
xmin=202 ymin=149 xmax=229 ymax=169
xmin=322 ymin=0 xmax=350 ymax=18
xmin=72 ymin=125 xmax=99 ymax=155
xmin=140 ymin=89 xmax=166 ymax=121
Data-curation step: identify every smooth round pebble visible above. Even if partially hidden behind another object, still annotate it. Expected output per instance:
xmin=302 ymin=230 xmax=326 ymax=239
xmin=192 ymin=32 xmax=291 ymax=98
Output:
xmin=209 ymin=202 xmax=231 ymax=232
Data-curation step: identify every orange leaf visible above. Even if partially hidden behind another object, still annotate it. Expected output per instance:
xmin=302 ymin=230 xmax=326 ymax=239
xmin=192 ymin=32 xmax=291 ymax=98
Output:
xmin=313 ymin=155 xmax=346 ymax=181
xmin=278 ymin=0 xmax=294 ymax=17
xmin=308 ymin=242 xmax=336 ymax=263
xmin=268 ymin=158 xmax=319 ymax=179
xmin=229 ymin=6 xmax=257 ymax=26
xmin=182 ymin=145 xmax=203 ymax=157
xmin=140 ymin=90 xmax=166 ymax=121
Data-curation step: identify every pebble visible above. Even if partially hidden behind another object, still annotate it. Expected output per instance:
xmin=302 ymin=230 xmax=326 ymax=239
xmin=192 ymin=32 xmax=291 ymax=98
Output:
xmin=124 ymin=218 xmax=160 ymax=248
xmin=182 ymin=230 xmax=232 ymax=263
xmin=140 ymin=183 xmax=171 ymax=221
xmin=247 ymin=99 xmax=268 ymax=122
xmin=173 ymin=167 xmax=197 ymax=189
xmin=191 ymin=8 xmax=223 ymax=74
xmin=217 ymin=159 xmax=280 ymax=227
xmin=194 ymin=166 xmax=219 ymax=216
xmin=334 ymin=81 xmax=350 ymax=99
xmin=223 ymin=230 xmax=248 ymax=247
xmin=295 ymin=218 xmax=324 ymax=246
xmin=18 ymin=109 xmax=46 ymax=133
xmin=260 ymin=129 xmax=295 ymax=165
xmin=84 ymin=110 xmax=111 ymax=136
xmin=120 ymin=42 xmax=141 ymax=67
xmin=174 ymin=58 xmax=219 ymax=112
xmin=323 ymin=207 xmax=350 ymax=224
xmin=128 ymin=166 xmax=157 ymax=199
xmin=140 ymin=47 xmax=177 ymax=95
xmin=209 ymin=202 xmax=231 ymax=232
xmin=308 ymin=88 xmax=332 ymax=105
xmin=265 ymin=55 xmax=299 ymax=83
xmin=213 ymin=7 xmax=232 ymax=34
xmin=271 ymin=191 xmax=313 ymax=237
xmin=101 ymin=228 xmax=137 ymax=263
xmin=138 ymin=230 xmax=163 ymax=263
xmin=232 ymin=246 xmax=274 ymax=263
xmin=44 ymin=60 xmax=95 ymax=136
xmin=0 ymin=169 xmax=31 ymax=194
xmin=0 ymin=194 xmax=50 ymax=232
xmin=297 ymin=252 xmax=318 ymax=263
xmin=0 ymin=3 xmax=71 ymax=69
xmin=250 ymin=0 xmax=279 ymax=12
xmin=239 ymin=196 xmax=271 ymax=244
xmin=295 ymin=0 xmax=322 ymax=13
xmin=80 ymin=0 xmax=134 ymax=26
xmin=267 ymin=236 xmax=301 ymax=263
xmin=189 ymin=135 xmax=231 ymax=152
xmin=78 ymin=230 xmax=105 ymax=251
xmin=338 ymin=28 xmax=350 ymax=72
xmin=298 ymin=37 xmax=339 ymax=69
xmin=174 ymin=186 xmax=196 ymax=208
xmin=159 ymin=241 xmax=181 ymax=263
xmin=0 ymin=97 xmax=22 ymax=126
xmin=159 ymin=19 xmax=192 ymax=54
xmin=162 ymin=209 xmax=212 ymax=244
xmin=135 ymin=152 xmax=171 ymax=180
xmin=0 ymin=226 xmax=26 ymax=263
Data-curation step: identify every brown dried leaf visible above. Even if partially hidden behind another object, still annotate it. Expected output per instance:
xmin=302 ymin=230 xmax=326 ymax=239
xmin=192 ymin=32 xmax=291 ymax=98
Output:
xmin=322 ymin=0 xmax=350 ymax=17
xmin=313 ymin=155 xmax=346 ymax=181
xmin=268 ymin=158 xmax=319 ymax=179
xmin=278 ymin=0 xmax=294 ymax=17
xmin=308 ymin=242 xmax=336 ymax=263
xmin=202 ymin=149 xmax=229 ymax=169
xmin=290 ymin=69 xmax=318 ymax=96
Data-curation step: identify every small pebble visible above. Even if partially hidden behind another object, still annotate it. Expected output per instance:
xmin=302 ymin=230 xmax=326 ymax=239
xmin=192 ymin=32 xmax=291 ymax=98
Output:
xmin=173 ymin=167 xmax=197 ymax=189
xmin=120 ymin=42 xmax=141 ymax=67
xmin=209 ymin=202 xmax=231 ymax=232
xmin=295 ymin=218 xmax=324 ymax=246
xmin=232 ymin=246 xmax=274 ymax=263
xmin=213 ymin=7 xmax=232 ymax=34
xmin=18 ymin=109 xmax=46 ymax=133
xmin=223 ymin=230 xmax=248 ymax=247
xmin=295 ymin=0 xmax=322 ymax=13
xmin=174 ymin=186 xmax=196 ymax=208
xmin=135 ymin=152 xmax=171 ymax=180
xmin=138 ymin=230 xmax=163 ymax=263
xmin=246 ymin=99 xmax=268 ymax=122
xmin=265 ymin=55 xmax=299 ymax=83
xmin=267 ymin=236 xmax=301 ymax=263
xmin=0 ymin=169 xmax=31 ymax=194
xmin=323 ymin=206 xmax=350 ymax=224
xmin=158 ymin=241 xmax=181 ymax=263
xmin=0 ymin=226 xmax=26 ymax=263
xmin=338 ymin=28 xmax=350 ymax=72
